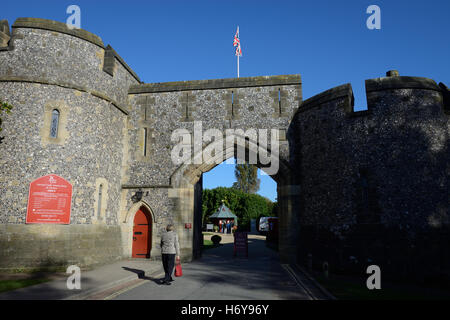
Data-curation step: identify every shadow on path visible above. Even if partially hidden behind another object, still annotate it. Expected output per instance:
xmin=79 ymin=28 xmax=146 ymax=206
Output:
xmin=114 ymin=233 xmax=310 ymax=300
xmin=122 ymin=267 xmax=145 ymax=279
xmin=122 ymin=266 xmax=166 ymax=285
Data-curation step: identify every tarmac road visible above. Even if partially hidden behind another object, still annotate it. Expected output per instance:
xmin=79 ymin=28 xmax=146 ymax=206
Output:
xmin=111 ymin=233 xmax=316 ymax=300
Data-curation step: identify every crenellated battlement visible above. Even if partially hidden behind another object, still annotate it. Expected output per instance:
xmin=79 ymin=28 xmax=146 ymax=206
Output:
xmin=438 ymin=82 xmax=449 ymax=114
xmin=12 ymin=17 xmax=104 ymax=48
xmin=5 ymin=18 xmax=142 ymax=82
xmin=292 ymin=70 xmax=449 ymax=235
xmin=0 ymin=20 xmax=11 ymax=47
xmin=0 ymin=17 xmax=140 ymax=108
xmin=365 ymin=74 xmax=440 ymax=93
xmin=130 ymin=74 xmax=301 ymax=93
xmin=297 ymin=71 xmax=448 ymax=119
xmin=298 ymin=83 xmax=353 ymax=114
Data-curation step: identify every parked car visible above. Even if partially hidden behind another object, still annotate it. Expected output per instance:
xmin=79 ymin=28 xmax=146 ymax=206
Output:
xmin=258 ymin=216 xmax=278 ymax=234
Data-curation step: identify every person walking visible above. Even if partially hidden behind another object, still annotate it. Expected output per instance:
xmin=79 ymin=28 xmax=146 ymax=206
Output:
xmin=160 ymin=224 xmax=180 ymax=285
xmin=222 ymin=220 xmax=226 ymax=233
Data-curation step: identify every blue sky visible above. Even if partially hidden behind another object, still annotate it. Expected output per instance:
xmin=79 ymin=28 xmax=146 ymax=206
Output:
xmin=3 ymin=0 xmax=449 ymax=202
xmin=202 ymin=158 xmax=278 ymax=202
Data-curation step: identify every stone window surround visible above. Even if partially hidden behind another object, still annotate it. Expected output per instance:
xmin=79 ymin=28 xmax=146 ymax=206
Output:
xmin=93 ymin=178 xmax=109 ymax=224
xmin=49 ymin=109 xmax=60 ymax=138
xmin=40 ymin=100 xmax=69 ymax=146
xmin=136 ymin=126 xmax=153 ymax=162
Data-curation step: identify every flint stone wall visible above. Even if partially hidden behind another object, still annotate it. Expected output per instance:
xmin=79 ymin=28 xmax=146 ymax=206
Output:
xmin=291 ymin=75 xmax=450 ymax=282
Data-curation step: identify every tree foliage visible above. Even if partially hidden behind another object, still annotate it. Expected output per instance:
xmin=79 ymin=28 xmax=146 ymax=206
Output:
xmin=202 ymin=187 xmax=276 ymax=230
xmin=0 ymin=99 xmax=13 ymax=144
xmin=232 ymin=162 xmax=260 ymax=194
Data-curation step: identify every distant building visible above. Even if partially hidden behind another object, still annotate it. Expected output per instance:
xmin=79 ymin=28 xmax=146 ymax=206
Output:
xmin=208 ymin=203 xmax=238 ymax=229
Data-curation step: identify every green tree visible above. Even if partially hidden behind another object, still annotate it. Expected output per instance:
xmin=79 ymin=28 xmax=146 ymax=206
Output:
xmin=202 ymin=187 xmax=274 ymax=231
xmin=0 ymin=99 xmax=13 ymax=144
xmin=232 ymin=162 xmax=260 ymax=194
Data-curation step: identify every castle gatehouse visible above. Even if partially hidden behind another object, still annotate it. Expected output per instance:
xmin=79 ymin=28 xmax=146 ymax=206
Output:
xmin=0 ymin=18 xmax=448 ymax=283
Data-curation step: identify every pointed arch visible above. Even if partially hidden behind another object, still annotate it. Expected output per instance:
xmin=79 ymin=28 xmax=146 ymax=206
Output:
xmin=124 ymin=200 xmax=158 ymax=259
xmin=169 ymin=132 xmax=292 ymax=188
xmin=166 ymin=131 xmax=299 ymax=263
xmin=124 ymin=200 xmax=157 ymax=226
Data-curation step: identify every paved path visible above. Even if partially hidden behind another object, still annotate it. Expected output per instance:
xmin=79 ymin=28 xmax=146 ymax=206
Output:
xmin=111 ymin=233 xmax=318 ymax=300
xmin=0 ymin=232 xmax=332 ymax=300
xmin=0 ymin=259 xmax=163 ymax=300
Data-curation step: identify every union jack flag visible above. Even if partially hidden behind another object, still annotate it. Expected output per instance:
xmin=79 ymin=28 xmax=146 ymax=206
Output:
xmin=233 ymin=26 xmax=242 ymax=57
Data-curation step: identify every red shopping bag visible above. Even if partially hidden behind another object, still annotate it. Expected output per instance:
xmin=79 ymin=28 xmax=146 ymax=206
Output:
xmin=175 ymin=260 xmax=183 ymax=277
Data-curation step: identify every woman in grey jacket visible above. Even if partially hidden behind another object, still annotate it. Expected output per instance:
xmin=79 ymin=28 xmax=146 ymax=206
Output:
xmin=160 ymin=224 xmax=180 ymax=285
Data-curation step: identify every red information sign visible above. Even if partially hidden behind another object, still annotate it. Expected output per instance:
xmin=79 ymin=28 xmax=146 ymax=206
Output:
xmin=233 ymin=231 xmax=248 ymax=257
xmin=185 ymin=223 xmax=192 ymax=229
xmin=26 ymin=174 xmax=73 ymax=224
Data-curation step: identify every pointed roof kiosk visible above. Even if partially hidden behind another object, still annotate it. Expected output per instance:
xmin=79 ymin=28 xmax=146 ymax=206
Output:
xmin=209 ymin=201 xmax=238 ymax=226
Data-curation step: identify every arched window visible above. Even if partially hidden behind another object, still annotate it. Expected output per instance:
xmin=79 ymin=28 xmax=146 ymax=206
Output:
xmin=278 ymin=88 xmax=282 ymax=115
xmin=143 ymin=128 xmax=148 ymax=157
xmin=97 ymin=184 xmax=103 ymax=220
xmin=50 ymin=109 xmax=60 ymax=138
xmin=231 ymin=91 xmax=234 ymax=117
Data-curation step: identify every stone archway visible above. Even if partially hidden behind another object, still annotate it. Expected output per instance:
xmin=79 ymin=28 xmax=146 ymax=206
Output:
xmin=168 ymin=136 xmax=300 ymax=263
xmin=126 ymin=74 xmax=302 ymax=264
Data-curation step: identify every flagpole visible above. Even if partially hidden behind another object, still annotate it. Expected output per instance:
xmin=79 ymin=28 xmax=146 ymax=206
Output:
xmin=234 ymin=25 xmax=240 ymax=78
xmin=237 ymin=54 xmax=239 ymax=78
xmin=237 ymin=25 xmax=240 ymax=78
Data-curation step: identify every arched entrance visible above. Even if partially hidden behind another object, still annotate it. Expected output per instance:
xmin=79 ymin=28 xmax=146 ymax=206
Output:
xmin=132 ymin=206 xmax=152 ymax=258
xmin=169 ymin=136 xmax=300 ymax=263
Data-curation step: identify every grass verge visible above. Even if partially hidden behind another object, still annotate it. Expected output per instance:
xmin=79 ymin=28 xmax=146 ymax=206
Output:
xmin=203 ymin=239 xmax=216 ymax=250
xmin=0 ymin=277 xmax=51 ymax=293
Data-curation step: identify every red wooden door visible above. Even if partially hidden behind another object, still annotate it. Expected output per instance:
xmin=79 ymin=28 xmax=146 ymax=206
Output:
xmin=132 ymin=209 xmax=151 ymax=258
